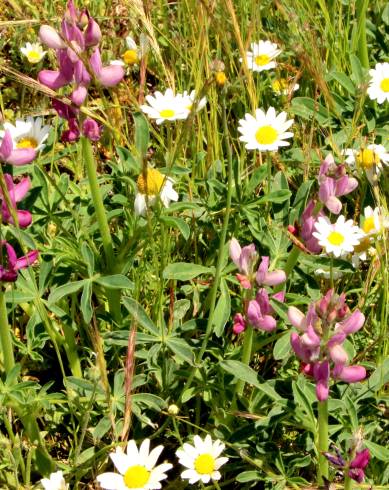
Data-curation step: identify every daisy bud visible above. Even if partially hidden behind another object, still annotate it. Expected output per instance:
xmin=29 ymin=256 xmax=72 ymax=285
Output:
xmin=39 ymin=25 xmax=66 ymax=49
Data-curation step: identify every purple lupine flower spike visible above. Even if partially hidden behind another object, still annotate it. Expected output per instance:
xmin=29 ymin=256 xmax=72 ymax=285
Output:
xmin=0 ymin=174 xmax=32 ymax=228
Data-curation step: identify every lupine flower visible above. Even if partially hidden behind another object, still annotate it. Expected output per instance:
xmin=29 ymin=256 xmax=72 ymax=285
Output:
xmin=38 ymin=0 xmax=124 ymax=143
xmin=237 ymin=107 xmax=294 ymax=151
xmin=20 ymin=41 xmax=47 ymax=64
xmin=300 ymin=200 xmax=325 ymax=253
xmin=348 ymin=448 xmax=370 ymax=483
xmin=97 ymin=439 xmax=172 ymax=490
xmin=82 ymin=118 xmax=101 ymax=141
xmin=324 ymin=445 xmax=370 ymax=484
xmin=318 ymin=154 xmax=358 ymax=214
xmin=176 ymin=435 xmax=228 ymax=485
xmin=1 ymin=117 xmax=50 ymax=152
xmin=242 ymin=40 xmax=281 ymax=72
xmin=313 ymin=215 xmax=364 ymax=258
xmin=288 ymin=290 xmax=366 ymax=401
xmin=367 ymin=62 xmax=389 ymax=104
xmin=140 ymin=89 xmax=189 ymax=124
xmin=0 ymin=174 xmax=32 ymax=228
xmin=229 ymin=238 xmax=257 ymax=289
xmin=247 ymin=289 xmax=285 ymax=332
xmin=134 ymin=167 xmax=178 ymax=216
xmin=0 ymin=241 xmax=39 ymax=282
xmin=232 ymin=313 xmax=246 ymax=334
xmin=40 ymin=470 xmax=68 ymax=490
xmin=256 ymin=256 xmax=286 ymax=286
xmin=0 ymin=129 xmax=36 ymax=166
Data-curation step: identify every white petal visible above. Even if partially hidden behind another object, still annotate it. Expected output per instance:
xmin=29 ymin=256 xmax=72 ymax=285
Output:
xmin=96 ymin=472 xmax=127 ymax=490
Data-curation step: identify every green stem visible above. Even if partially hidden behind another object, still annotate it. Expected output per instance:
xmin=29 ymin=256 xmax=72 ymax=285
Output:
xmin=81 ymin=136 xmax=122 ymax=323
xmin=235 ymin=325 xmax=254 ymax=396
xmin=317 ymin=399 xmax=329 ymax=485
xmin=344 ymin=474 xmax=353 ymax=490
xmin=355 ymin=0 xmax=369 ymax=69
xmin=179 ymin=91 xmax=233 ymax=401
xmin=0 ymin=289 xmax=15 ymax=373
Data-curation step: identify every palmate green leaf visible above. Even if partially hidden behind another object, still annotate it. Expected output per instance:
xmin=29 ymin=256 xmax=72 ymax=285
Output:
xmin=163 ymin=262 xmax=213 ymax=281
xmin=160 ymin=216 xmax=190 ymax=240
xmin=94 ymin=275 xmax=134 ymax=290
xmin=48 ymin=279 xmax=88 ymax=304
xmin=258 ymin=189 xmax=291 ymax=204
xmin=122 ymin=297 xmax=160 ymax=336
xmin=132 ymin=393 xmax=166 ymax=411
xmin=291 ymin=97 xmax=334 ymax=126
xmin=219 ymin=360 xmax=283 ymax=402
xmin=165 ymin=336 xmax=194 ymax=365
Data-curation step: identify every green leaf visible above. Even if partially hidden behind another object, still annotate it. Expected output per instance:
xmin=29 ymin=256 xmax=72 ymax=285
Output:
xmin=258 ymin=189 xmax=292 ymax=204
xmin=48 ymin=279 xmax=87 ymax=304
xmin=133 ymin=112 xmax=149 ymax=160
xmin=165 ymin=336 xmax=194 ymax=365
xmin=273 ymin=331 xmax=292 ymax=360
xmin=292 ymin=378 xmax=316 ymax=432
xmin=245 ymin=165 xmax=268 ymax=195
xmin=364 ymin=440 xmax=389 ymax=462
xmin=219 ymin=361 xmax=283 ymax=402
xmin=329 ymin=71 xmax=356 ymax=95
xmin=160 ymin=216 xmax=190 ymax=240
xmin=236 ymin=471 xmax=262 ymax=483
xmin=291 ymin=97 xmax=333 ymax=126
xmin=122 ymin=297 xmax=160 ymax=336
xmin=163 ymin=263 xmax=213 ymax=281
xmin=81 ymin=280 xmax=93 ymax=324
xmin=350 ymin=54 xmax=364 ymax=85
xmin=81 ymin=242 xmax=95 ymax=277
xmin=132 ymin=393 xmax=166 ymax=411
xmin=212 ymin=279 xmax=231 ymax=337
xmin=94 ymin=275 xmax=134 ymax=290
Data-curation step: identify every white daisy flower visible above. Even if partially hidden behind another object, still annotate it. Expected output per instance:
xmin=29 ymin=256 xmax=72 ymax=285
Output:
xmin=180 ymin=90 xmax=207 ymax=114
xmin=135 ymin=167 xmax=178 ymax=216
xmin=96 ymin=439 xmax=172 ymax=490
xmin=41 ymin=470 xmax=68 ymax=490
xmin=140 ymin=89 xmax=188 ymax=124
xmin=367 ymin=62 xmax=389 ymax=104
xmin=342 ymin=144 xmax=389 ymax=182
xmin=20 ymin=42 xmax=47 ymax=64
xmin=313 ymin=215 xmax=364 ymax=258
xmin=272 ymin=78 xmax=299 ymax=96
xmin=242 ymin=40 xmax=281 ymax=72
xmin=176 ymin=435 xmax=229 ymax=485
xmin=122 ymin=36 xmax=139 ymax=65
xmin=0 ymin=117 xmax=50 ymax=152
xmin=237 ymin=107 xmax=294 ymax=151
xmin=361 ymin=206 xmax=389 ymax=236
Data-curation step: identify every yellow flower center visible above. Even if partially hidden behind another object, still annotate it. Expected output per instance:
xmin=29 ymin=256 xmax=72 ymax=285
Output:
xmin=137 ymin=168 xmax=165 ymax=195
xmin=215 ymin=71 xmax=227 ymax=86
xmin=27 ymin=50 xmax=42 ymax=63
xmin=357 ymin=149 xmax=380 ymax=169
xmin=363 ymin=216 xmax=376 ymax=234
xmin=255 ymin=125 xmax=278 ymax=145
xmin=16 ymin=137 xmax=38 ymax=149
xmin=123 ymin=49 xmax=138 ymax=65
xmin=123 ymin=465 xmax=150 ymax=488
xmin=272 ymin=79 xmax=288 ymax=93
xmin=327 ymin=231 xmax=345 ymax=246
xmin=255 ymin=54 xmax=271 ymax=66
xmin=159 ymin=109 xmax=175 ymax=118
xmin=194 ymin=453 xmax=216 ymax=475
xmin=380 ymin=78 xmax=389 ymax=92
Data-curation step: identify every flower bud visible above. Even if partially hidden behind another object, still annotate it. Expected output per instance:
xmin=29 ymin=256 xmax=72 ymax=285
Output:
xmin=39 ymin=25 xmax=66 ymax=49
xmin=82 ymin=118 xmax=101 ymax=142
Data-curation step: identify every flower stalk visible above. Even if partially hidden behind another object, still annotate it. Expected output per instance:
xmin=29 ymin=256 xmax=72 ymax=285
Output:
xmin=81 ymin=136 xmax=121 ymax=323
xmin=317 ymin=399 xmax=329 ymax=485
